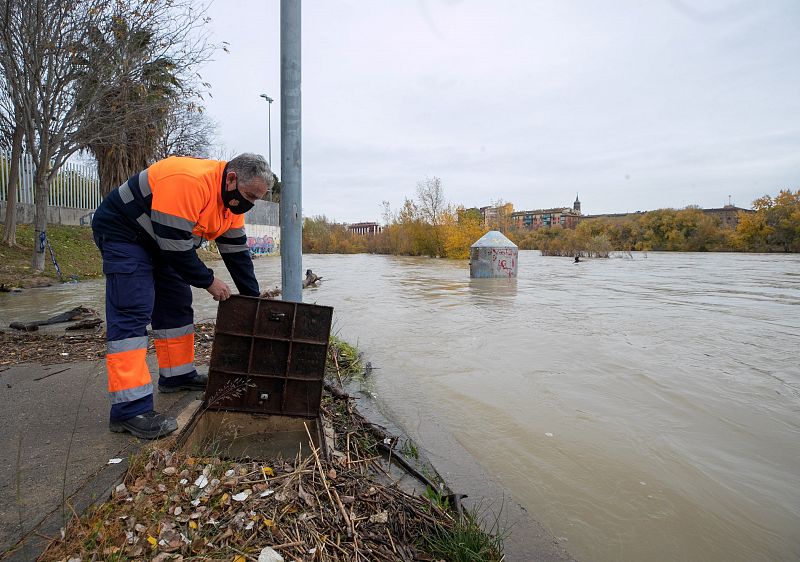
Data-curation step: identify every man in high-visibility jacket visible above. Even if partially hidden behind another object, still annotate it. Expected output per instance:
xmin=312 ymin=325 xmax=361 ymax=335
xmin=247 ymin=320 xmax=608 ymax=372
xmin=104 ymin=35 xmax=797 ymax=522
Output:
xmin=92 ymin=153 xmax=272 ymax=439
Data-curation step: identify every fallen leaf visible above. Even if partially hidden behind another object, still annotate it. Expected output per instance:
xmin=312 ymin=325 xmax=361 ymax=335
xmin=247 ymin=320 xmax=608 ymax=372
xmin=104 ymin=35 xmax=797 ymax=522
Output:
xmin=194 ymin=475 xmax=209 ymax=488
xmin=262 ymin=518 xmax=275 ymax=527
xmin=188 ymin=521 xmax=198 ymax=530
xmin=147 ymin=535 xmax=157 ymax=547
xmin=369 ymin=510 xmax=389 ymax=524
xmin=262 ymin=466 xmax=274 ymax=477
xmin=298 ymin=481 xmax=316 ymax=508
xmin=234 ymin=556 xmax=246 ymax=562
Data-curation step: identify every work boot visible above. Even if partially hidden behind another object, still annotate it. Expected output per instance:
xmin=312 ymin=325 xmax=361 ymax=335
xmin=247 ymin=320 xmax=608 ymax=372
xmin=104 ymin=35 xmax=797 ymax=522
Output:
xmin=109 ymin=411 xmax=178 ymax=440
xmin=158 ymin=370 xmax=209 ymax=393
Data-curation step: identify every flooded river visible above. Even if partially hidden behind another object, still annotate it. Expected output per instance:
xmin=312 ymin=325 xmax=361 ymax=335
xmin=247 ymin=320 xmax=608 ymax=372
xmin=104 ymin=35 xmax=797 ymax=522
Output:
xmin=2 ymin=251 xmax=799 ymax=561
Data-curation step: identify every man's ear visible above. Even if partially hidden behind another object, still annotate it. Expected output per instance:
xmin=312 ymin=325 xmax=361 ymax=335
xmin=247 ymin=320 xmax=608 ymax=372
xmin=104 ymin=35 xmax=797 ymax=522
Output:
xmin=225 ymin=171 xmax=237 ymax=189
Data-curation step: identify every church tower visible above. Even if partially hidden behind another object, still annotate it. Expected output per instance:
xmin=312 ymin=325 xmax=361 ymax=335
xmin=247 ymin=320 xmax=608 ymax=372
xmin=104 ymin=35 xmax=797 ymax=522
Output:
xmin=573 ymin=193 xmax=581 ymax=214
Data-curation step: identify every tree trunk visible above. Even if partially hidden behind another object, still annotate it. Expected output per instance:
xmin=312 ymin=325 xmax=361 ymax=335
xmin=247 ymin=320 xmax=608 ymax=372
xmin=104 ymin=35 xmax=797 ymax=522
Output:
xmin=31 ymin=166 xmax=48 ymax=272
xmin=2 ymin=124 xmax=24 ymax=246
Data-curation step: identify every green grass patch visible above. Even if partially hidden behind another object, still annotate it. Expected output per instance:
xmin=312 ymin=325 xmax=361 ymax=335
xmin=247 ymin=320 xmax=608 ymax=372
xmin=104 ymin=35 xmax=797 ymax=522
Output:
xmin=0 ymin=223 xmax=222 ymax=288
xmin=425 ymin=506 xmax=506 ymax=562
xmin=0 ymin=223 xmax=102 ymax=286
xmin=401 ymin=438 xmax=420 ymax=460
xmin=326 ymin=335 xmax=364 ymax=380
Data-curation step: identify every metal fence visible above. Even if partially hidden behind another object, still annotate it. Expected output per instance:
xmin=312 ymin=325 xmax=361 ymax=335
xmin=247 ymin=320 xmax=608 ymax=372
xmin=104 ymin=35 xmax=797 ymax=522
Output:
xmin=0 ymin=151 xmax=101 ymax=209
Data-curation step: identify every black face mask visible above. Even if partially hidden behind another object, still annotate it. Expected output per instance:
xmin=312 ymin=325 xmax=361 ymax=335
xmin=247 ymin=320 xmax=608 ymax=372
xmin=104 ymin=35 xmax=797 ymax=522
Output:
xmin=222 ymin=182 xmax=255 ymax=214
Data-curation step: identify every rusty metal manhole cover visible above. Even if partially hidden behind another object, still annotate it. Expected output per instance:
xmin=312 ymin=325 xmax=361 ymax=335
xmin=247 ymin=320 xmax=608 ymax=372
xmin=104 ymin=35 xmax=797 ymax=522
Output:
xmin=204 ymin=295 xmax=333 ymax=418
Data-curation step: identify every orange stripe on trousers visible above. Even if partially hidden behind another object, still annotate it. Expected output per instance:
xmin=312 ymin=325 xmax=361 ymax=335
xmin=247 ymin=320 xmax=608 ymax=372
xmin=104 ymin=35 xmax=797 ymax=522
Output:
xmin=107 ymin=348 xmax=151 ymax=392
xmin=154 ymin=333 xmax=195 ymax=368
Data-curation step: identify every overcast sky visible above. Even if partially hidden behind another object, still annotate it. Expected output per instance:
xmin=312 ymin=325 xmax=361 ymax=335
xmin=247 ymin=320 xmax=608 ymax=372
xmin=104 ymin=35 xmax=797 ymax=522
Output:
xmin=198 ymin=0 xmax=800 ymax=222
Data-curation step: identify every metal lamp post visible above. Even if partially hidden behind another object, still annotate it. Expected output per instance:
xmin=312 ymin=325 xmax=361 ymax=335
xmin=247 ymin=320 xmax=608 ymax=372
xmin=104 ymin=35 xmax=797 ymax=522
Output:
xmin=259 ymin=93 xmax=274 ymax=167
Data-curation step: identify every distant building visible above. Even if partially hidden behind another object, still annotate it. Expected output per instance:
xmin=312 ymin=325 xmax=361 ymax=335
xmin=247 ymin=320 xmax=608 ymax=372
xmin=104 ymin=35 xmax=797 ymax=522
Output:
xmin=511 ymin=196 xmax=582 ymax=231
xmin=479 ymin=203 xmax=514 ymax=228
xmin=580 ymin=205 xmax=752 ymax=229
xmin=580 ymin=211 xmax=646 ymax=221
xmin=347 ymin=222 xmax=382 ymax=235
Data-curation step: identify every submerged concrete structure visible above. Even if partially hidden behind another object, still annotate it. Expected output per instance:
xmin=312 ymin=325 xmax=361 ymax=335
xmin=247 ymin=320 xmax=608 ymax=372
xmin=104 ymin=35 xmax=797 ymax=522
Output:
xmin=469 ymin=230 xmax=518 ymax=278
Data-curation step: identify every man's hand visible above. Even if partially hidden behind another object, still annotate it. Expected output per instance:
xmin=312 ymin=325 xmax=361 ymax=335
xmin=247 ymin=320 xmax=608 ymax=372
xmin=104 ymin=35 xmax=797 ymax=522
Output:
xmin=207 ymin=277 xmax=232 ymax=301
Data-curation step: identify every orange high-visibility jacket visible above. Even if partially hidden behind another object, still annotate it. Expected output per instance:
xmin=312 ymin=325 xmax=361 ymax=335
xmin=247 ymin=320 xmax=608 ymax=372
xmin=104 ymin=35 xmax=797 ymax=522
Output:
xmin=93 ymin=157 xmax=258 ymax=295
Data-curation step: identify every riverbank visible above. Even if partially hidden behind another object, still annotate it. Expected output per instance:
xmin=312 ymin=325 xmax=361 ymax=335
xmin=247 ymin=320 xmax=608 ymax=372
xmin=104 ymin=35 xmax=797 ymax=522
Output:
xmin=0 ymin=224 xmax=219 ymax=289
xmin=0 ymin=325 xmax=506 ymax=561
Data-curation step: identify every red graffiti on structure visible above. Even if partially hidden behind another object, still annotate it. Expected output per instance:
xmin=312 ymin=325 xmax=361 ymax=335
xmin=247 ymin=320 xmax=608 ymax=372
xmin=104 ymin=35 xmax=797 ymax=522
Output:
xmin=491 ymin=248 xmax=516 ymax=276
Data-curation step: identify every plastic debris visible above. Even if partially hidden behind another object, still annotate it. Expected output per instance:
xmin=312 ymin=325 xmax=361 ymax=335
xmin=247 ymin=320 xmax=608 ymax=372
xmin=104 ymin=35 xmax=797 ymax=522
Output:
xmin=194 ymin=474 xmax=208 ymax=488
xmin=232 ymin=490 xmax=251 ymax=502
xmin=258 ymin=546 xmax=284 ymax=562
xmin=108 ymin=458 xmax=123 ymax=464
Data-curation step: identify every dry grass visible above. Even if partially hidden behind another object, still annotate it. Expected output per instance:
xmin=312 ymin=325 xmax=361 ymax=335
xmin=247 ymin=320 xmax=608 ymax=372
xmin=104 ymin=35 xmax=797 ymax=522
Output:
xmin=0 ymin=323 xmax=215 ymax=366
xmin=17 ymin=330 xmax=504 ymax=561
xmin=38 ymin=389 xmax=504 ymax=561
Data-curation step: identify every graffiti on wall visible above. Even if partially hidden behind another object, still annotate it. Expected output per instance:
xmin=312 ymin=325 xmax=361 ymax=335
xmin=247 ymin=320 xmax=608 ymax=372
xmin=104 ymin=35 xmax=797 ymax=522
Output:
xmin=491 ymin=247 xmax=517 ymax=277
xmin=247 ymin=235 xmax=277 ymax=255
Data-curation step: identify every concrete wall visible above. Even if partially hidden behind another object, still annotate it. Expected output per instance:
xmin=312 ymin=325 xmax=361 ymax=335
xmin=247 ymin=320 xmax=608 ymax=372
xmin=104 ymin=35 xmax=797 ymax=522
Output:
xmin=0 ymin=202 xmax=94 ymax=226
xmin=470 ymin=247 xmax=518 ymax=278
xmin=244 ymin=200 xmax=280 ymax=255
xmin=245 ymin=200 xmax=280 ymax=227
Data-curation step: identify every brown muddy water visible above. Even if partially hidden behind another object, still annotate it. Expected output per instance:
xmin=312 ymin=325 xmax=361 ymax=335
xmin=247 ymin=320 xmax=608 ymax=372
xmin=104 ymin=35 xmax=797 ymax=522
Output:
xmin=2 ymin=251 xmax=799 ymax=561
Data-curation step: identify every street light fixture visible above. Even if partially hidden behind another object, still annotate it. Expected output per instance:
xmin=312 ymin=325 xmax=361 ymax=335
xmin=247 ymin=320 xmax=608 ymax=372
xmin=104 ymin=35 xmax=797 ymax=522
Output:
xmin=259 ymin=93 xmax=274 ymax=168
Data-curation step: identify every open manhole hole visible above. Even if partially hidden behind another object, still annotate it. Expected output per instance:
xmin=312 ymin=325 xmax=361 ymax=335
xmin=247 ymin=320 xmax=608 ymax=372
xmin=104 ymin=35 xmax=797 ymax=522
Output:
xmin=179 ymin=295 xmax=333 ymax=460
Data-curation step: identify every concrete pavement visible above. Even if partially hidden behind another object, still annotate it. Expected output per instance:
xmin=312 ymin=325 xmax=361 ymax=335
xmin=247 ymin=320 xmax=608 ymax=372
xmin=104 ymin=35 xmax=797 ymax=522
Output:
xmin=0 ymin=356 xmax=199 ymax=561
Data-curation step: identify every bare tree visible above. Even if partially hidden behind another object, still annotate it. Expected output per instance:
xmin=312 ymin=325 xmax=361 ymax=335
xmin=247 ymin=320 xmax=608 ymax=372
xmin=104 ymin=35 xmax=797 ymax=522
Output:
xmin=155 ymin=104 xmax=218 ymax=160
xmin=416 ymin=176 xmax=446 ymax=256
xmin=0 ymin=0 xmax=215 ymax=269
xmin=0 ymin=0 xmax=114 ymax=270
xmin=0 ymin=71 xmax=24 ymax=246
xmin=1 ymin=119 xmax=24 ymax=246
xmin=416 ymin=176 xmax=446 ymax=227
xmin=381 ymin=200 xmax=393 ymax=225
